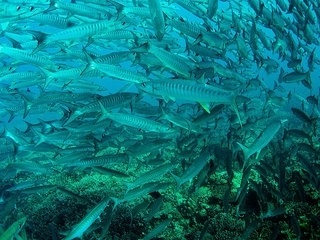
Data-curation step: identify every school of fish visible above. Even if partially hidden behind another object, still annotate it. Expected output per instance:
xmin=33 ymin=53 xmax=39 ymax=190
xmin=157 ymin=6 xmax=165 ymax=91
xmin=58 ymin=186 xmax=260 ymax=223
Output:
xmin=0 ymin=0 xmax=319 ymax=239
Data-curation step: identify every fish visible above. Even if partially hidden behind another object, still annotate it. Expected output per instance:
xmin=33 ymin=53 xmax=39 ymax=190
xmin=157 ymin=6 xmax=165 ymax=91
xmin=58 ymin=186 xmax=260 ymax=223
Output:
xmin=63 ymin=92 xmax=139 ymax=126
xmin=138 ymin=79 xmax=240 ymax=119
xmin=92 ymin=166 xmax=130 ymax=178
xmin=207 ymin=0 xmax=218 ymax=18
xmin=291 ymin=107 xmax=314 ymax=124
xmin=144 ymin=196 xmax=163 ymax=222
xmin=148 ymin=0 xmax=165 ymax=40
xmin=112 ymin=182 xmax=171 ymax=208
xmin=279 ymin=70 xmax=312 ymax=89
xmin=133 ymin=42 xmax=195 ymax=78
xmin=61 ymin=153 xmax=130 ymax=168
xmin=83 ymin=51 xmax=150 ymax=84
xmin=0 ymin=45 xmax=56 ymax=70
xmin=0 ymin=0 xmax=319 ymax=238
xmin=237 ymin=119 xmax=286 ymax=161
xmin=0 ymin=217 xmax=27 ymax=240
xmin=142 ymin=218 xmax=171 ymax=240
xmin=171 ymin=150 xmax=210 ymax=187
xmin=125 ymin=163 xmax=174 ymax=192
xmin=98 ymin=102 xmax=175 ymax=133
xmin=63 ymin=198 xmax=110 ymax=240
xmin=33 ymin=19 xmax=124 ymax=52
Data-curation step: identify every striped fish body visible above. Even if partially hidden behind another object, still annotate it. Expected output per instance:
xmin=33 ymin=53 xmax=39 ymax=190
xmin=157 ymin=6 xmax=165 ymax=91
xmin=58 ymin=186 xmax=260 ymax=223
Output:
xmin=126 ymin=163 xmax=173 ymax=191
xmin=237 ymin=120 xmax=283 ymax=161
xmin=123 ymin=182 xmax=171 ymax=203
xmin=47 ymin=20 xmax=121 ymax=42
xmin=0 ymin=46 xmax=55 ymax=69
xmin=98 ymin=29 xmax=136 ymax=41
xmin=104 ymin=112 xmax=172 ymax=133
xmin=94 ymin=51 xmax=136 ymax=65
xmin=92 ymin=62 xmax=149 ymax=83
xmin=64 ymin=198 xmax=109 ymax=240
xmin=66 ymin=154 xmax=129 ymax=167
xmin=64 ymin=92 xmax=138 ymax=125
xmin=34 ymin=20 xmax=122 ymax=52
xmin=170 ymin=18 xmax=204 ymax=39
xmin=171 ymin=151 xmax=210 ymax=187
xmin=148 ymin=45 xmax=193 ymax=78
xmin=140 ymin=79 xmax=235 ymax=108
xmin=30 ymin=13 xmax=75 ymax=29
xmin=143 ymin=219 xmax=171 ymax=240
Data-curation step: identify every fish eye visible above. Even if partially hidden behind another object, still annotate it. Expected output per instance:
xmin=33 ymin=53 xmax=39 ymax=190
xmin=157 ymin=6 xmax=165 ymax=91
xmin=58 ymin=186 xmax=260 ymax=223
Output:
xmin=16 ymin=5 xmax=21 ymax=11
xmin=30 ymin=6 xmax=34 ymax=11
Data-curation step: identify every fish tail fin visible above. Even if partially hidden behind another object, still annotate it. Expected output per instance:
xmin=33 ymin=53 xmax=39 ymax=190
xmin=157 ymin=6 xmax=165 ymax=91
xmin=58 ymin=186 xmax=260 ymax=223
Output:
xmin=30 ymin=31 xmax=48 ymax=54
xmin=237 ymin=142 xmax=249 ymax=162
xmin=170 ymin=173 xmax=182 ymax=188
xmin=131 ymin=42 xmax=150 ymax=53
xmin=39 ymin=67 xmax=54 ymax=89
xmin=278 ymin=67 xmax=284 ymax=83
xmin=193 ymin=33 xmax=203 ymax=45
xmin=231 ymin=97 xmax=242 ymax=127
xmin=81 ymin=48 xmax=96 ymax=76
xmin=32 ymin=128 xmax=46 ymax=147
xmin=18 ymin=92 xmax=33 ymax=119
xmin=97 ymin=101 xmax=111 ymax=122
xmin=108 ymin=0 xmax=124 ymax=14
xmin=124 ymin=182 xmax=133 ymax=193
xmin=63 ymin=112 xmax=79 ymax=126
xmin=44 ymin=0 xmax=57 ymax=13
xmin=110 ymin=197 xmax=121 ymax=210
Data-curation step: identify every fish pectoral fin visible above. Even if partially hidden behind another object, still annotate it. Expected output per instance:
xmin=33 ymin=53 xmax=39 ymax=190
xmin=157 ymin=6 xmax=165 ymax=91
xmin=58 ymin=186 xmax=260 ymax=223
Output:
xmin=255 ymin=149 xmax=262 ymax=160
xmin=163 ymin=96 xmax=174 ymax=102
xmin=199 ymin=102 xmax=211 ymax=113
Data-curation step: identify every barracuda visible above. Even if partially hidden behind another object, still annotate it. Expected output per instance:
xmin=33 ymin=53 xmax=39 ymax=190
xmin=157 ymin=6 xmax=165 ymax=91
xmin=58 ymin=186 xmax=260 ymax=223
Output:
xmin=63 ymin=198 xmax=110 ymax=240
xmin=83 ymin=50 xmax=150 ymax=84
xmin=63 ymin=153 xmax=130 ymax=168
xmin=95 ymin=51 xmax=135 ymax=64
xmin=170 ymin=17 xmax=205 ymax=39
xmin=99 ymin=102 xmax=175 ymax=133
xmin=125 ymin=163 xmax=174 ymax=192
xmin=34 ymin=19 xmax=124 ymax=52
xmin=0 ymin=45 xmax=56 ymax=70
xmin=133 ymin=43 xmax=194 ymax=79
xmin=30 ymin=13 xmax=76 ymax=29
xmin=237 ymin=119 xmax=286 ymax=161
xmin=47 ymin=0 xmax=111 ymax=20
xmin=139 ymin=79 xmax=242 ymax=125
xmin=171 ymin=150 xmax=210 ymax=187
xmin=0 ymin=217 xmax=27 ymax=240
xmin=64 ymin=92 xmax=139 ymax=126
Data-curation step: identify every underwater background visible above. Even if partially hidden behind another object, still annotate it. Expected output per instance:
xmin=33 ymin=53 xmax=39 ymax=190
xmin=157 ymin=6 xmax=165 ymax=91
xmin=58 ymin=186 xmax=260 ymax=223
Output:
xmin=0 ymin=0 xmax=319 ymax=239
